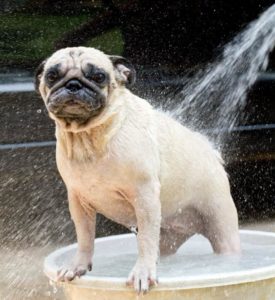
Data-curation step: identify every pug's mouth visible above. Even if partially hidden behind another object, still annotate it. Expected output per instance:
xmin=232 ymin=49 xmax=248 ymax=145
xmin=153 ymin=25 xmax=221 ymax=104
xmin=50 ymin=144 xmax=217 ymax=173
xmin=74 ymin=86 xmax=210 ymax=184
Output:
xmin=47 ymin=86 xmax=105 ymax=124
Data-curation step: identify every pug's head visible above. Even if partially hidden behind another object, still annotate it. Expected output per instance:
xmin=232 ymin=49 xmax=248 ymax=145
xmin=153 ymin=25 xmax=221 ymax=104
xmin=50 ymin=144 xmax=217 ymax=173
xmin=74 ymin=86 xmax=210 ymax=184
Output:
xmin=35 ymin=47 xmax=136 ymax=130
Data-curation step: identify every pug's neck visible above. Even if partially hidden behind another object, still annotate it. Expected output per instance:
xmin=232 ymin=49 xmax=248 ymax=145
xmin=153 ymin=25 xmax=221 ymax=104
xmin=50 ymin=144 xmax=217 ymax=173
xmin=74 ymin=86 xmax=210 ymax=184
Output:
xmin=55 ymin=90 xmax=127 ymax=161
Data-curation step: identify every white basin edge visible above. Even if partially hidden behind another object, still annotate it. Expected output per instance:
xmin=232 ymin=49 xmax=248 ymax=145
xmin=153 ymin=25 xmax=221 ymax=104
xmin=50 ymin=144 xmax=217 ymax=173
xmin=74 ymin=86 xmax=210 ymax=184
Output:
xmin=44 ymin=230 xmax=275 ymax=290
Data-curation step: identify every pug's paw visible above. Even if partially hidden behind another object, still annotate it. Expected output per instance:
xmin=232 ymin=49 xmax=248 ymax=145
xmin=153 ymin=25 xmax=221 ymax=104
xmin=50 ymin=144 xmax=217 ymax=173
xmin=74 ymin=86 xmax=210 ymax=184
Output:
xmin=126 ymin=259 xmax=158 ymax=294
xmin=57 ymin=250 xmax=92 ymax=282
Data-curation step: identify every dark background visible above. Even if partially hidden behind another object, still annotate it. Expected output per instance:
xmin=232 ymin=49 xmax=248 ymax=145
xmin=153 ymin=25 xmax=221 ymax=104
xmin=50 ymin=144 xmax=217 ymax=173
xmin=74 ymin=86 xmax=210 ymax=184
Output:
xmin=1 ymin=0 xmax=275 ymax=69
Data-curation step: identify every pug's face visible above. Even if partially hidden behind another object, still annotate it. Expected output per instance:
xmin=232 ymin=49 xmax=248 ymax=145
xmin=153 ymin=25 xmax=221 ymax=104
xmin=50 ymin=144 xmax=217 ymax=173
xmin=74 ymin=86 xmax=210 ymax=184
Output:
xmin=35 ymin=47 xmax=135 ymax=127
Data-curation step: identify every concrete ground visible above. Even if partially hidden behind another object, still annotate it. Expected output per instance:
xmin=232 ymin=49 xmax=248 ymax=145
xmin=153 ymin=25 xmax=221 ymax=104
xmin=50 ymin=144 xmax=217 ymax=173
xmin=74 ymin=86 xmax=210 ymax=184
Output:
xmin=1 ymin=220 xmax=275 ymax=300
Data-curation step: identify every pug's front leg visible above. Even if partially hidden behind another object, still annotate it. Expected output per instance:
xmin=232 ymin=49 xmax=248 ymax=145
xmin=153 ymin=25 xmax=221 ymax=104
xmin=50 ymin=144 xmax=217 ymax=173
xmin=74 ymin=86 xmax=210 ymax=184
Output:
xmin=57 ymin=192 xmax=96 ymax=281
xmin=127 ymin=181 xmax=161 ymax=294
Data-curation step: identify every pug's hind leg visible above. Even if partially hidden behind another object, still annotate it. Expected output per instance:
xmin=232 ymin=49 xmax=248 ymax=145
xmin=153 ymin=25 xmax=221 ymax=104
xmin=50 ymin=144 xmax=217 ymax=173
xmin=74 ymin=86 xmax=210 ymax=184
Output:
xmin=202 ymin=197 xmax=241 ymax=254
xmin=57 ymin=192 xmax=96 ymax=282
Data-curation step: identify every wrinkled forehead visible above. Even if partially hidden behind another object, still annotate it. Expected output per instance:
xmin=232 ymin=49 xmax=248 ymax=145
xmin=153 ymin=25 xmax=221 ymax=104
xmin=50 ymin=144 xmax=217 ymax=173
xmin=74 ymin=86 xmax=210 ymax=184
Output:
xmin=45 ymin=47 xmax=113 ymax=73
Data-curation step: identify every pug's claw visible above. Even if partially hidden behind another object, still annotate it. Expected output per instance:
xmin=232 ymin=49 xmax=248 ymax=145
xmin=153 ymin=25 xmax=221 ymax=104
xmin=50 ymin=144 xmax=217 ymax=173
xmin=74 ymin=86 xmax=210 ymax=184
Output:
xmin=57 ymin=269 xmax=68 ymax=281
xmin=126 ymin=277 xmax=134 ymax=287
xmin=127 ymin=260 xmax=157 ymax=294
xmin=149 ymin=277 xmax=158 ymax=286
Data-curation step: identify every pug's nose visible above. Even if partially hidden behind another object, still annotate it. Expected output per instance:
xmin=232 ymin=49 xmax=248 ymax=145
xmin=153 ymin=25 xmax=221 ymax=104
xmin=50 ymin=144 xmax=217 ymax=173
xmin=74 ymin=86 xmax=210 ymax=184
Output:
xmin=66 ymin=80 xmax=82 ymax=94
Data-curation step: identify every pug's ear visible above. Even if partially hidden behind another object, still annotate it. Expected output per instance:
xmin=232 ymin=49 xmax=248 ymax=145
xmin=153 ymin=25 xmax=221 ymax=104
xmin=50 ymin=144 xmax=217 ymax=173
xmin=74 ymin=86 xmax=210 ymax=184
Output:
xmin=34 ymin=59 xmax=47 ymax=93
xmin=109 ymin=56 xmax=136 ymax=86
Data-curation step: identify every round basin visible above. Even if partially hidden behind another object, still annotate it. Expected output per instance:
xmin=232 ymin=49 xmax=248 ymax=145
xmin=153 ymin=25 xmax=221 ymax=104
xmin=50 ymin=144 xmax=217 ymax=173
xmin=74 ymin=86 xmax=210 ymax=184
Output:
xmin=44 ymin=230 xmax=275 ymax=300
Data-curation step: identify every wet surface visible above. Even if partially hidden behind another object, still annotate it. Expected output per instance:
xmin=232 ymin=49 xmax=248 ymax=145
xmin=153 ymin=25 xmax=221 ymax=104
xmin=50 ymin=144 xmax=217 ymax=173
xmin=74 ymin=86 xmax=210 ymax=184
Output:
xmin=0 ymin=247 xmax=65 ymax=300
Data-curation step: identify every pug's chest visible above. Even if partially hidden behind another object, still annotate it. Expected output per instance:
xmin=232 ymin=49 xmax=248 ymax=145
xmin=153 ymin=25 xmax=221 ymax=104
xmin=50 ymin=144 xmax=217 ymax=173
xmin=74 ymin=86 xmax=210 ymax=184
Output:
xmin=60 ymin=159 xmax=138 ymax=226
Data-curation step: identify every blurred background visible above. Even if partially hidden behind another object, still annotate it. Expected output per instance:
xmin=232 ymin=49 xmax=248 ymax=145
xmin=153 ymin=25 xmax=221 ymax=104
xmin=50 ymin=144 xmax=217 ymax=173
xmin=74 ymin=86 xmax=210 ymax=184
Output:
xmin=0 ymin=1 xmax=274 ymax=299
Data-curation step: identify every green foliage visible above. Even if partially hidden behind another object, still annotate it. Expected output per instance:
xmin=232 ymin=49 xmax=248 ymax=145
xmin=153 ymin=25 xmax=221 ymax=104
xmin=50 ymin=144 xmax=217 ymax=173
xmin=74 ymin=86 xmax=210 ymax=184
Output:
xmin=86 ymin=28 xmax=124 ymax=56
xmin=0 ymin=13 xmax=123 ymax=68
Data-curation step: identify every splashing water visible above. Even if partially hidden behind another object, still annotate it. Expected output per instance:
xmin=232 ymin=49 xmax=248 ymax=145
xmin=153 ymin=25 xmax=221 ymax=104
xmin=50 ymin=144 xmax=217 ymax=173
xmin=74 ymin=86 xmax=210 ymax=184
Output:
xmin=169 ymin=4 xmax=275 ymax=146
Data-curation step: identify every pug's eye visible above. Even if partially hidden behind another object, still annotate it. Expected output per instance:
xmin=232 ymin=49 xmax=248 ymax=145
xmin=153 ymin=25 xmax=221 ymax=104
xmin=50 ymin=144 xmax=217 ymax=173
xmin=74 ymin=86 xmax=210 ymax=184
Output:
xmin=46 ymin=71 xmax=59 ymax=83
xmin=87 ymin=72 xmax=106 ymax=84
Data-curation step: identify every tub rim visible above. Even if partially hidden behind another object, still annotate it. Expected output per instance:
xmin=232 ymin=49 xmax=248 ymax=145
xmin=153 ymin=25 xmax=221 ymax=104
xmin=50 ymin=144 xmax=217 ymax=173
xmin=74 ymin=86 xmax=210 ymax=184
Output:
xmin=44 ymin=230 xmax=275 ymax=290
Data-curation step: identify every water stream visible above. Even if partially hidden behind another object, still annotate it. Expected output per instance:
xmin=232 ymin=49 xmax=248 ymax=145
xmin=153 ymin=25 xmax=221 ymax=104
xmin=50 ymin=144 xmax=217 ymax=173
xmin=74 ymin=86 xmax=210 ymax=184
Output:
xmin=168 ymin=4 xmax=275 ymax=146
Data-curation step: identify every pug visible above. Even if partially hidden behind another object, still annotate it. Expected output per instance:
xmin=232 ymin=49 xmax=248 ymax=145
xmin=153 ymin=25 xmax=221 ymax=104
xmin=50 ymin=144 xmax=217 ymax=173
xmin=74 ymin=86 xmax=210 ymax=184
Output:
xmin=36 ymin=47 xmax=240 ymax=294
